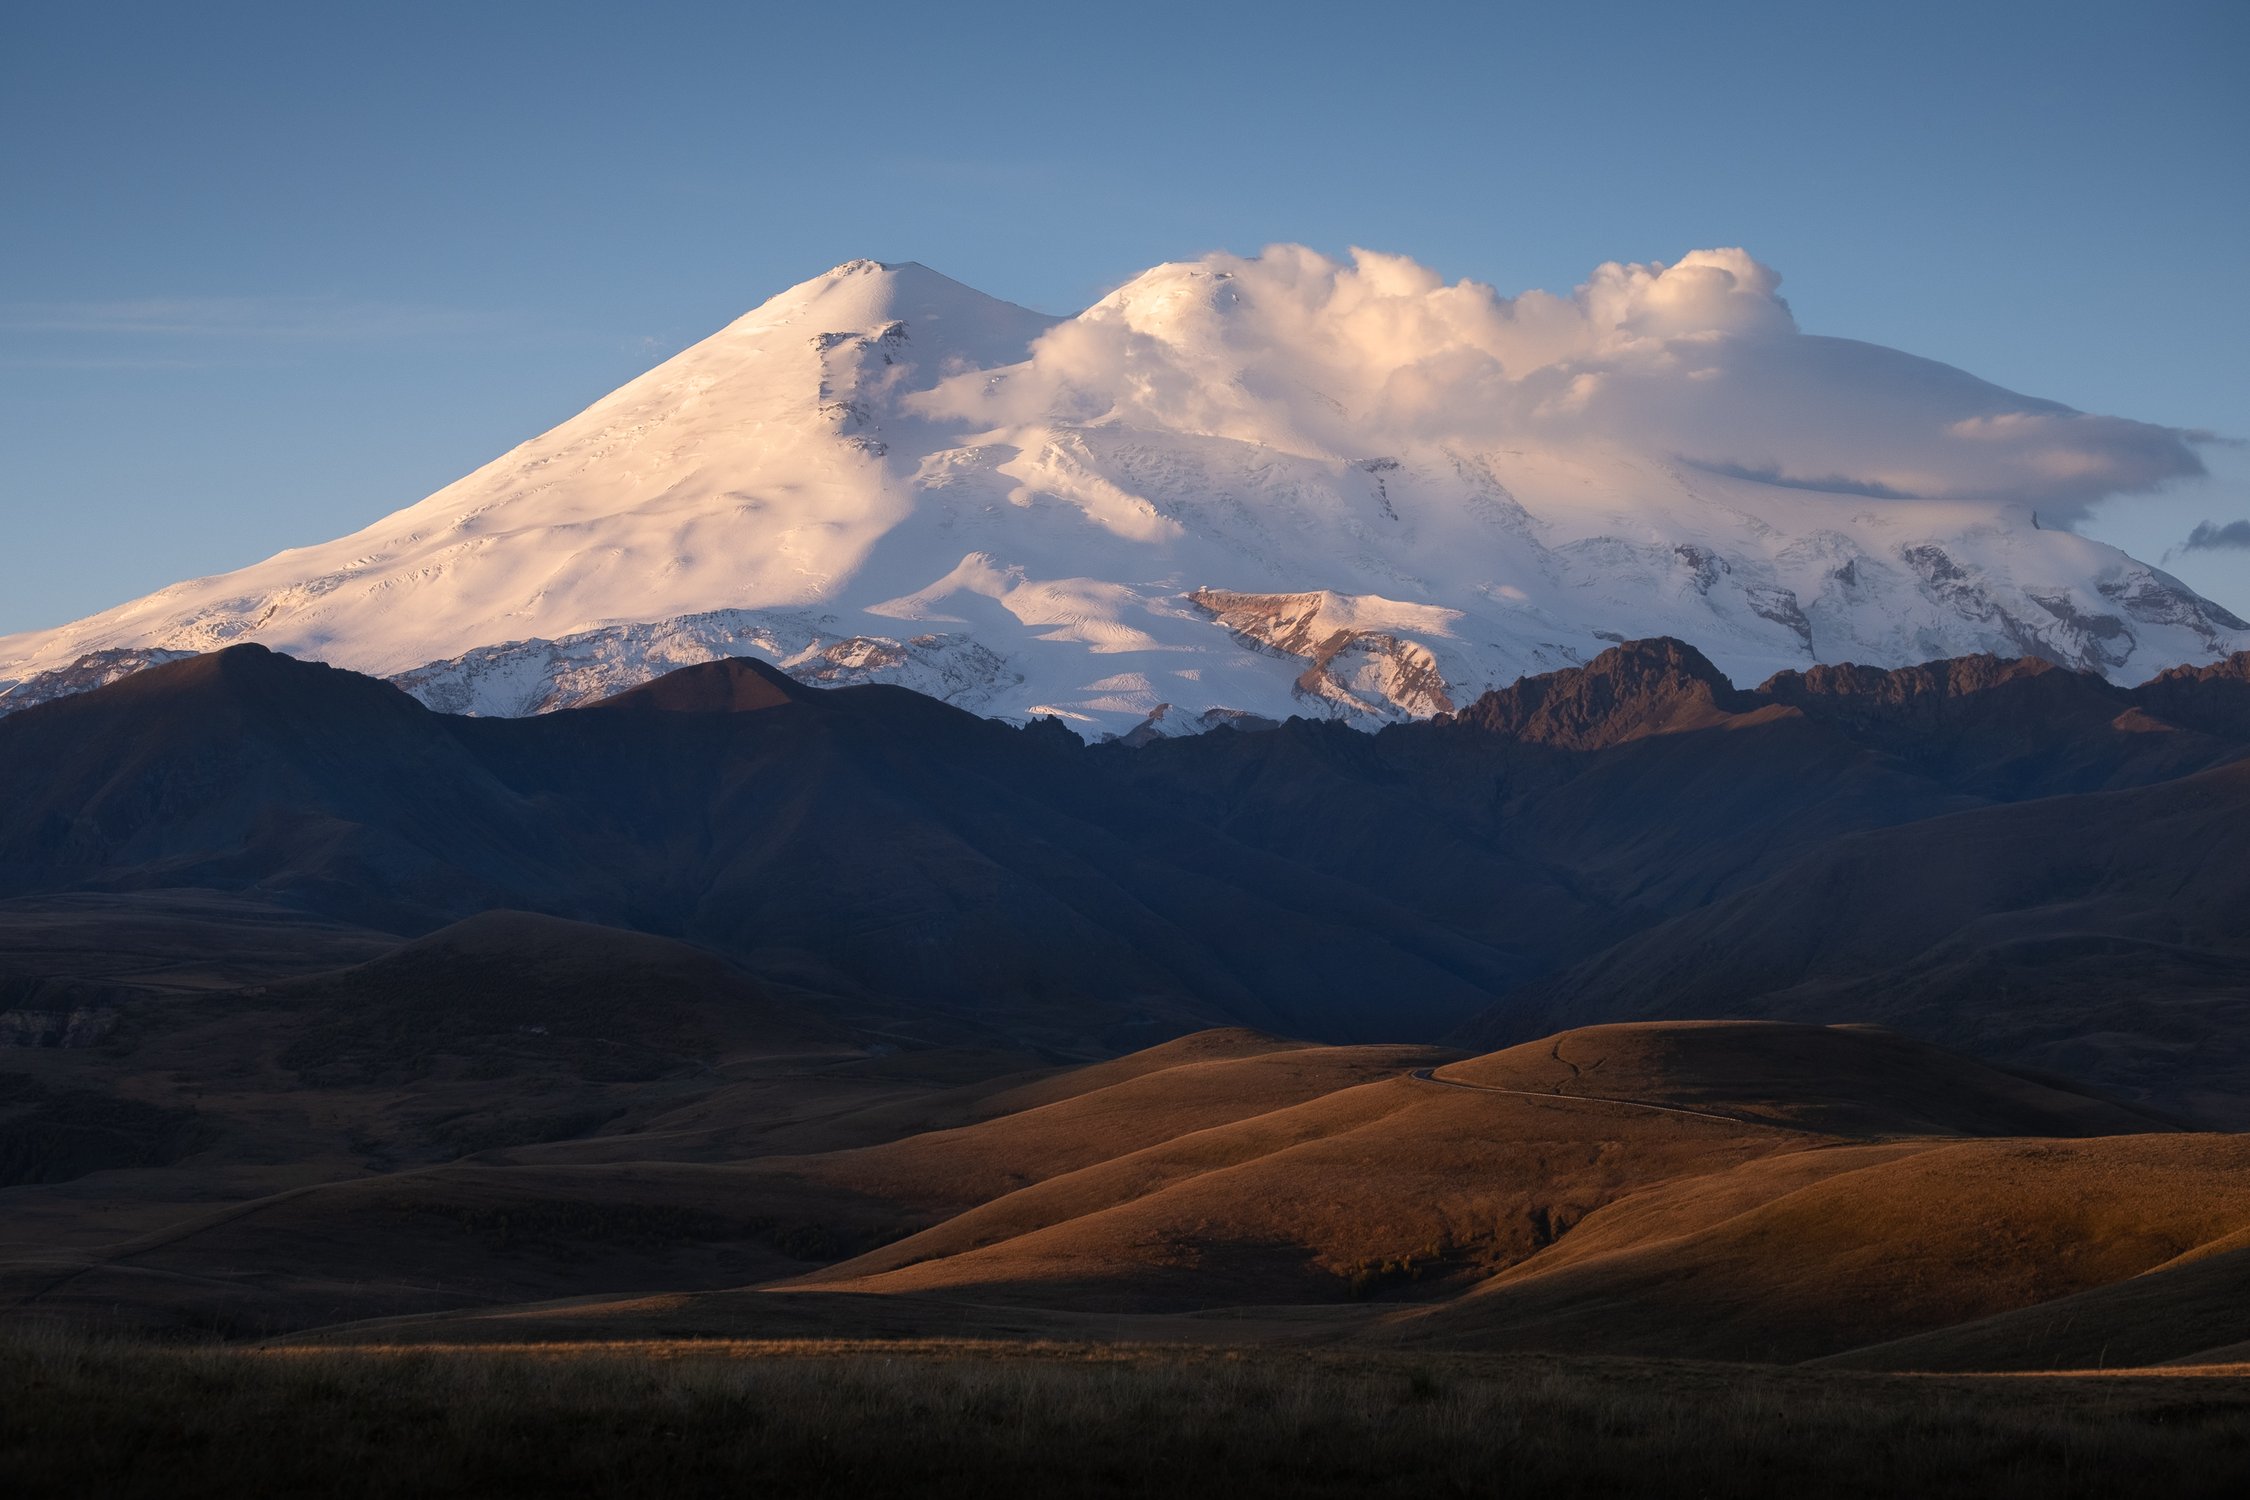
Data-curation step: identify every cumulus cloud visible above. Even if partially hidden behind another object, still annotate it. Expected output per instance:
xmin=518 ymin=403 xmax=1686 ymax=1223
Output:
xmin=910 ymin=245 xmax=2204 ymax=520
xmin=2181 ymin=518 xmax=2250 ymax=551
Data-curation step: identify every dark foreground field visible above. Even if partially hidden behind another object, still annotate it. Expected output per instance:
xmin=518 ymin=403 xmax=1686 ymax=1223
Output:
xmin=4 ymin=1334 xmax=2248 ymax=1499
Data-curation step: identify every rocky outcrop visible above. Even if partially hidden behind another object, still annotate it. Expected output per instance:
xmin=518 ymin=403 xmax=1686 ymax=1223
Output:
xmin=1187 ymin=589 xmax=1456 ymax=721
xmin=2132 ymin=650 xmax=2250 ymax=741
xmin=1448 ymin=638 xmax=1751 ymax=749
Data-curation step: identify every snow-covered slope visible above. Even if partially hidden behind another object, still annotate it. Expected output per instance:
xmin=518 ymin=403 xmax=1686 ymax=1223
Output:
xmin=3 ymin=250 xmax=2241 ymax=734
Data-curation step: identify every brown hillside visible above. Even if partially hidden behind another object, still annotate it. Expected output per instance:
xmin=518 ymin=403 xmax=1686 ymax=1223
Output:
xmin=776 ymin=1039 xmax=1452 ymax=1217
xmin=1816 ymin=1228 xmax=2250 ymax=1372
xmin=0 ymin=1030 xmax=1379 ymax=1338
xmin=795 ymin=1070 xmax=1798 ymax=1308
xmin=1438 ymin=1021 xmax=2172 ymax=1137
xmin=9 ymin=1018 xmax=2245 ymax=1372
xmin=1387 ymin=1135 xmax=2250 ymax=1364
xmin=778 ymin=1023 xmax=2240 ymax=1365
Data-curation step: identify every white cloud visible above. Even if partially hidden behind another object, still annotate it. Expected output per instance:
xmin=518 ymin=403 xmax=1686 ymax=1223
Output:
xmin=911 ymin=244 xmax=2204 ymax=520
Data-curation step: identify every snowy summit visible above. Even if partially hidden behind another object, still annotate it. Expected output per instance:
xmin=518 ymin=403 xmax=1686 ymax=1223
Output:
xmin=2 ymin=248 xmax=2241 ymax=735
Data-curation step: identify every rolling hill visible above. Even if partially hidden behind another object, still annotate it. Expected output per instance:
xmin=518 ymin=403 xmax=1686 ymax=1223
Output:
xmin=142 ymin=1021 xmax=2238 ymax=1373
xmin=2 ymin=639 xmax=2244 ymax=1366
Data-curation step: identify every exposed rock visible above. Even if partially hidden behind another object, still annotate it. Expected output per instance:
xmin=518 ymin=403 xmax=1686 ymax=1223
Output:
xmin=1188 ymin=589 xmax=1456 ymax=721
xmin=2132 ymin=650 xmax=2250 ymax=740
xmin=1449 ymin=639 xmax=1749 ymax=749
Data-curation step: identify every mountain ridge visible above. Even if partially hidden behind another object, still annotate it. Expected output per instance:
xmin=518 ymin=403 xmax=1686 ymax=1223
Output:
xmin=4 ymin=636 xmax=2246 ymax=1119
xmin=3 ymin=248 xmax=2241 ymax=734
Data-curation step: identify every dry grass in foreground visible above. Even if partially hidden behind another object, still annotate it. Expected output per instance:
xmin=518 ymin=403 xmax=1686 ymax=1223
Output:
xmin=5 ymin=1333 xmax=2249 ymax=1498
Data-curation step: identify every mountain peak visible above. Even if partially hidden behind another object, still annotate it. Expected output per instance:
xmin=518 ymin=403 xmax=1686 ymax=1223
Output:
xmin=1759 ymin=653 xmax=2071 ymax=705
xmin=118 ymin=642 xmax=410 ymax=713
xmin=2131 ymin=649 xmax=2250 ymax=740
xmin=823 ymin=257 xmax=931 ymax=280
xmin=1751 ymin=655 xmax=2138 ymax=741
xmin=1 ymin=245 xmax=2241 ymax=735
xmin=583 ymin=655 xmax=811 ymax=715
xmin=728 ymin=257 xmax=1056 ymax=351
xmin=1451 ymin=638 xmax=1749 ymax=749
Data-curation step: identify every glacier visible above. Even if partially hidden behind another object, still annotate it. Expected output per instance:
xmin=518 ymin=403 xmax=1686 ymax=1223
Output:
xmin=2 ymin=248 xmax=2241 ymax=735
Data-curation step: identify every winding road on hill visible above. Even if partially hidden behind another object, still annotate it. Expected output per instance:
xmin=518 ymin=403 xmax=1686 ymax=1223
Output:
xmin=1407 ymin=1067 xmax=1803 ymax=1131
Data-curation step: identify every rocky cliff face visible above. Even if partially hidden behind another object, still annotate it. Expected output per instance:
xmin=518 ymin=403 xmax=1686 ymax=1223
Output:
xmin=1448 ymin=638 xmax=1750 ymax=749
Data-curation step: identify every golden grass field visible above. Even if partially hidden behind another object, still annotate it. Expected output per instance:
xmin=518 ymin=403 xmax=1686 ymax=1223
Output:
xmin=8 ymin=1019 xmax=2250 ymax=1492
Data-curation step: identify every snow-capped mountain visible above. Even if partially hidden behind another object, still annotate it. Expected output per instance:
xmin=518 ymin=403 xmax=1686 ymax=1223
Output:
xmin=3 ymin=249 xmax=2241 ymax=734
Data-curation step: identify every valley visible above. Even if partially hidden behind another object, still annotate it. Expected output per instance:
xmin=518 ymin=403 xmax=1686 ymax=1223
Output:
xmin=2 ymin=640 xmax=2245 ymax=1494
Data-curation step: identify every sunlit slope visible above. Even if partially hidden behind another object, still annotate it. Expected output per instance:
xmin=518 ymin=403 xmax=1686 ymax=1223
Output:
xmin=6 ymin=249 xmax=2240 ymax=733
xmin=772 ymin=1040 xmax=1454 ymax=1217
xmin=792 ymin=1022 xmax=2167 ymax=1312
xmin=0 ymin=1030 xmax=1439 ymax=1337
xmin=1388 ymin=1135 xmax=2250 ymax=1364
xmin=10 ymin=1018 xmax=2241 ymax=1370
xmin=792 ymin=1070 xmax=1794 ymax=1308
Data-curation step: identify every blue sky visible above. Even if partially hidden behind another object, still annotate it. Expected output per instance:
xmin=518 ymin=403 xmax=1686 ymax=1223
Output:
xmin=4 ymin=0 xmax=2246 ymax=631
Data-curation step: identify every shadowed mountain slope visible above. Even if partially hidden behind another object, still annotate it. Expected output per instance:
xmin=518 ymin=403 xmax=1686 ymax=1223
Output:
xmin=1817 ymin=1230 xmax=2250 ymax=1372
xmin=581 ymin=655 xmax=815 ymax=715
xmin=1479 ymin=760 xmax=2250 ymax=1124
xmin=268 ymin=910 xmax=842 ymax=1089
xmin=0 ymin=647 xmax=559 ymax=934
xmin=1 ymin=638 xmax=2245 ymax=1108
xmin=1105 ymin=640 xmax=2245 ymax=928
xmin=2131 ymin=650 xmax=2250 ymax=741
xmin=0 ymin=646 xmax=1518 ymax=1044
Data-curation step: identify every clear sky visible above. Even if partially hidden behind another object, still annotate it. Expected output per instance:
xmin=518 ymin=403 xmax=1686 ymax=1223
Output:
xmin=4 ymin=0 xmax=2246 ymax=632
